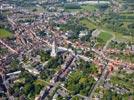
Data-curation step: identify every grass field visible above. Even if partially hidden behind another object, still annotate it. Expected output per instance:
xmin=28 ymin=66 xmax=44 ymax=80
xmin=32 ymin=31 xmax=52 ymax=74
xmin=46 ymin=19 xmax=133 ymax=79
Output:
xmin=98 ymin=31 xmax=112 ymax=43
xmin=80 ymin=18 xmax=97 ymax=29
xmin=113 ymin=32 xmax=134 ymax=42
xmin=25 ymin=5 xmax=45 ymax=13
xmin=100 ymin=27 xmax=134 ymax=42
xmin=80 ymin=14 xmax=133 ymax=43
xmin=0 ymin=28 xmax=12 ymax=38
xmin=80 ymin=18 xmax=133 ymax=42
xmin=98 ymin=24 xmax=133 ymax=42
xmin=81 ymin=4 xmax=97 ymax=12
xmin=65 ymin=4 xmax=98 ymax=12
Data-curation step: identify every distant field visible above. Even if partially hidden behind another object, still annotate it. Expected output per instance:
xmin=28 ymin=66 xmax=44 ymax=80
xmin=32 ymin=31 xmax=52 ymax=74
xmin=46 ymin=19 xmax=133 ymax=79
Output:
xmin=0 ymin=28 xmax=12 ymax=38
xmin=100 ymin=26 xmax=134 ymax=42
xmin=81 ymin=4 xmax=97 ymax=12
xmin=98 ymin=31 xmax=112 ymax=43
xmin=80 ymin=18 xmax=96 ymax=29
xmin=25 ymin=6 xmax=45 ymax=13
xmin=80 ymin=18 xmax=133 ymax=42
xmin=113 ymin=32 xmax=134 ymax=42
xmin=120 ymin=13 xmax=134 ymax=16
xmin=65 ymin=4 xmax=98 ymax=12
xmin=64 ymin=8 xmax=81 ymax=12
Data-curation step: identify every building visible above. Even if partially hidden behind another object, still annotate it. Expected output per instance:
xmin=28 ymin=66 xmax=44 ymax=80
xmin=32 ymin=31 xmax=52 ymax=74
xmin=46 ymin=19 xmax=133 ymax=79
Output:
xmin=51 ymin=37 xmax=57 ymax=57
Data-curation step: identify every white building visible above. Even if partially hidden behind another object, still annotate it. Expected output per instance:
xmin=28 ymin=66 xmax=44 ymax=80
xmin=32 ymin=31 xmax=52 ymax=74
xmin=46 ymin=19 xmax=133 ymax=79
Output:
xmin=51 ymin=38 xmax=57 ymax=57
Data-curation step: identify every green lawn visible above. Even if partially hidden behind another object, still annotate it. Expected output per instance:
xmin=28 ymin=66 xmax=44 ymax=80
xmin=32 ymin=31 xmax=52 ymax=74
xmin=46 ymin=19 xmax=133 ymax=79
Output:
xmin=80 ymin=18 xmax=96 ymax=30
xmin=0 ymin=28 xmax=12 ymax=38
xmin=98 ymin=31 xmax=112 ymax=43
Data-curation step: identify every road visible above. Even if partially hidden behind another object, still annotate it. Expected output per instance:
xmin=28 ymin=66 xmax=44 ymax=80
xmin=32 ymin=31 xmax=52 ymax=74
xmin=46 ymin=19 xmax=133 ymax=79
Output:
xmin=88 ymin=31 xmax=115 ymax=99
xmin=88 ymin=63 xmax=108 ymax=100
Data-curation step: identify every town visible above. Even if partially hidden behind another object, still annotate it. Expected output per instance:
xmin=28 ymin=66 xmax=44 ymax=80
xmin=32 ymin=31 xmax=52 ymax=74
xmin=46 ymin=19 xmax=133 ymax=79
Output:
xmin=0 ymin=0 xmax=134 ymax=100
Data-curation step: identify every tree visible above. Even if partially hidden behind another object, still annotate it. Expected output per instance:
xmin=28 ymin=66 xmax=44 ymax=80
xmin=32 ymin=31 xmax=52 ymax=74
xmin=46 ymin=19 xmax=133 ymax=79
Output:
xmin=39 ymin=50 xmax=50 ymax=62
xmin=24 ymin=83 xmax=32 ymax=95
xmin=72 ymin=96 xmax=79 ymax=100
xmin=32 ymin=8 xmax=37 ymax=12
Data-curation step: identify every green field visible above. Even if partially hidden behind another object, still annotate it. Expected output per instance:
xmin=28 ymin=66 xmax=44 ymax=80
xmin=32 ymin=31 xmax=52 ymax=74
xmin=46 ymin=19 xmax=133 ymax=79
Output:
xmin=80 ymin=18 xmax=133 ymax=42
xmin=80 ymin=18 xmax=96 ymax=29
xmin=26 ymin=6 xmax=45 ymax=13
xmin=81 ymin=4 xmax=98 ymax=12
xmin=64 ymin=8 xmax=81 ymax=12
xmin=100 ymin=27 xmax=134 ymax=42
xmin=0 ymin=28 xmax=12 ymax=38
xmin=98 ymin=31 xmax=112 ymax=43
xmin=65 ymin=4 xmax=98 ymax=12
xmin=113 ymin=32 xmax=134 ymax=42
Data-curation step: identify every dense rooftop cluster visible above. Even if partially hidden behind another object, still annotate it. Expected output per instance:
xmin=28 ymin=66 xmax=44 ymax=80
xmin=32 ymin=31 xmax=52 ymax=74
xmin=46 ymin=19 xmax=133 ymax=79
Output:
xmin=0 ymin=0 xmax=134 ymax=100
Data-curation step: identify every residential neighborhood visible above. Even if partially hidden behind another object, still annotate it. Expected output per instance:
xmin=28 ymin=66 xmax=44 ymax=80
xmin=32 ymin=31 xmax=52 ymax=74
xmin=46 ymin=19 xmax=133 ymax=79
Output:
xmin=0 ymin=0 xmax=134 ymax=100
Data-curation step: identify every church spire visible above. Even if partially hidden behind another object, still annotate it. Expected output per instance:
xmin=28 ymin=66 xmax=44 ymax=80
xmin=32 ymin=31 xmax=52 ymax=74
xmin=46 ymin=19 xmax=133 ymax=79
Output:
xmin=51 ymin=37 xmax=57 ymax=57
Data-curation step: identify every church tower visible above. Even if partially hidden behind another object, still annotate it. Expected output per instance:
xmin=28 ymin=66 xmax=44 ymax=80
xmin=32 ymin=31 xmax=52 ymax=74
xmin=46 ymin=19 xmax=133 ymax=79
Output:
xmin=51 ymin=37 xmax=57 ymax=57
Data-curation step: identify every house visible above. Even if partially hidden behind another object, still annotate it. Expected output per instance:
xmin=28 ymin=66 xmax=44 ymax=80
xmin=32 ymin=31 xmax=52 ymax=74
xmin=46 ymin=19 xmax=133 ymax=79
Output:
xmin=79 ymin=30 xmax=88 ymax=38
